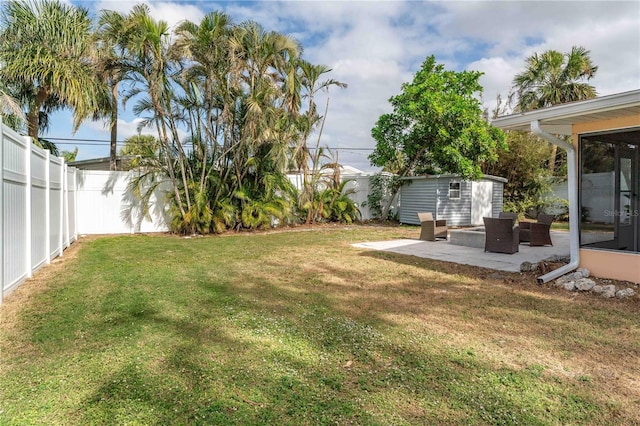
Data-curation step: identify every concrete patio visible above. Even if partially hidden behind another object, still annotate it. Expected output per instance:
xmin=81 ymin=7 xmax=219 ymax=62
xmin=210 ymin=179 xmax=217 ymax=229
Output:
xmin=353 ymin=231 xmax=570 ymax=272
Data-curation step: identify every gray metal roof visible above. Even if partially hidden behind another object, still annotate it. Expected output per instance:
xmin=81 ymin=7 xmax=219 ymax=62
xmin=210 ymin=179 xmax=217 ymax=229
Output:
xmin=491 ymin=89 xmax=640 ymax=135
xmin=401 ymin=174 xmax=507 ymax=183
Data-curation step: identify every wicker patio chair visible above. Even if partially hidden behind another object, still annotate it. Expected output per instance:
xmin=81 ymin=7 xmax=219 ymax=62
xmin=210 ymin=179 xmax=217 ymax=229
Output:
xmin=498 ymin=211 xmax=519 ymax=225
xmin=531 ymin=214 xmax=554 ymax=246
xmin=483 ymin=217 xmax=519 ymax=254
xmin=520 ymin=214 xmax=554 ymax=246
xmin=417 ymin=212 xmax=448 ymax=241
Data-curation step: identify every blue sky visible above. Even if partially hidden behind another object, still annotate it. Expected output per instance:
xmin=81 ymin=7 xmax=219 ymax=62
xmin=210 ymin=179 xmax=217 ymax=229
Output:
xmin=52 ymin=0 xmax=640 ymax=171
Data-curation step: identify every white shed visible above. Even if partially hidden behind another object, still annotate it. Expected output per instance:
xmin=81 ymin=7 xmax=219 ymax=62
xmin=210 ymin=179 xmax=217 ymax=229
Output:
xmin=398 ymin=174 xmax=507 ymax=226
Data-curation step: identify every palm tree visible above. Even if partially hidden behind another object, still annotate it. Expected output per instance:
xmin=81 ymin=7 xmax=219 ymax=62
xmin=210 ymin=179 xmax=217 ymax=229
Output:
xmin=292 ymin=60 xmax=347 ymax=223
xmin=0 ymin=0 xmax=104 ymax=140
xmin=514 ymin=46 xmax=598 ymax=111
xmin=173 ymin=11 xmax=235 ymax=199
xmin=94 ymin=9 xmax=132 ymax=170
xmin=513 ymin=46 xmax=598 ymax=172
xmin=0 ymin=84 xmax=26 ymax=131
xmin=117 ymin=5 xmax=192 ymax=219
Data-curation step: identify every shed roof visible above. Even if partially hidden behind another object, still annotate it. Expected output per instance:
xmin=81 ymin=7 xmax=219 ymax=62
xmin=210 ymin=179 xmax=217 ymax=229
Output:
xmin=400 ymin=174 xmax=507 ymax=183
xmin=491 ymin=89 xmax=640 ymax=135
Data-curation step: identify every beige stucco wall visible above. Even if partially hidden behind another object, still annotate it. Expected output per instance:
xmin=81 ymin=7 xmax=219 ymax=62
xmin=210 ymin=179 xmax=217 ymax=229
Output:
xmin=573 ymin=115 xmax=640 ymax=145
xmin=580 ymin=249 xmax=640 ymax=283
xmin=573 ymin=115 xmax=640 ymax=283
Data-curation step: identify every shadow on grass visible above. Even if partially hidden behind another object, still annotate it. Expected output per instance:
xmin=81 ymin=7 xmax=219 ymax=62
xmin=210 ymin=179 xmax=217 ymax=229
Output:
xmin=3 ymin=232 xmax=638 ymax=424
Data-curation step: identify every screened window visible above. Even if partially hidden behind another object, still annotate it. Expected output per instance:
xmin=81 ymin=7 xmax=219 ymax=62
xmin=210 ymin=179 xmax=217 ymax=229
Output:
xmin=580 ymin=129 xmax=639 ymax=252
xmin=449 ymin=182 xmax=461 ymax=199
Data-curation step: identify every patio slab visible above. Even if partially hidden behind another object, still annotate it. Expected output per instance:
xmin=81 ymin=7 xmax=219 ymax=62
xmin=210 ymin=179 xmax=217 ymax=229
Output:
xmin=352 ymin=231 xmax=570 ymax=273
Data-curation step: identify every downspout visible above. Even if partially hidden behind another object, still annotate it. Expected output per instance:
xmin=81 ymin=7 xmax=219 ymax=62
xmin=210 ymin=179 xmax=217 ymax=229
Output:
xmin=531 ymin=120 xmax=580 ymax=283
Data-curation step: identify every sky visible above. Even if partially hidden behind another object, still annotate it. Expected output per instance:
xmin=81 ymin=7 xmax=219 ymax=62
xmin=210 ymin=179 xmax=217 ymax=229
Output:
xmin=50 ymin=0 xmax=640 ymax=171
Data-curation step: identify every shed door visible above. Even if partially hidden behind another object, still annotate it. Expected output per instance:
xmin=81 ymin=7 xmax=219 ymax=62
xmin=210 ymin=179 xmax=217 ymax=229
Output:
xmin=471 ymin=181 xmax=493 ymax=226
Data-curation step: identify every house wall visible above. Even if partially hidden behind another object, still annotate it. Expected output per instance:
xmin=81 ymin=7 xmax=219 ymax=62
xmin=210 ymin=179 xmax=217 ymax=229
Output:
xmin=399 ymin=179 xmax=437 ymax=225
xmin=491 ymin=181 xmax=504 ymax=218
xmin=574 ymin=115 xmax=640 ymax=283
xmin=399 ymin=176 xmax=504 ymax=226
xmin=436 ymin=178 xmax=472 ymax=226
xmin=580 ymin=249 xmax=640 ymax=283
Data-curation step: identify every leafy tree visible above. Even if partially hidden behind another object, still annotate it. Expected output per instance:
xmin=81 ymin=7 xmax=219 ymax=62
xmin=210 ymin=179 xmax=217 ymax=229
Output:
xmin=94 ymin=9 xmax=133 ymax=171
xmin=482 ymin=131 xmax=552 ymax=213
xmin=120 ymin=134 xmax=159 ymax=158
xmin=364 ymin=173 xmax=402 ymax=220
xmin=0 ymin=3 xmax=350 ymax=234
xmin=370 ymin=55 xmax=505 ymax=218
xmin=61 ymin=147 xmax=78 ymax=162
xmin=513 ymin=46 xmax=598 ymax=173
xmin=0 ymin=0 xmax=105 ymax=142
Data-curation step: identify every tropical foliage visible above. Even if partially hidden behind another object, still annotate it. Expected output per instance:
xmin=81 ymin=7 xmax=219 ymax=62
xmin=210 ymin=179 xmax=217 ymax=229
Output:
xmin=0 ymin=1 xmax=356 ymax=233
xmin=513 ymin=46 xmax=598 ymax=174
xmin=486 ymin=46 xmax=599 ymax=214
xmin=0 ymin=0 xmax=104 ymax=140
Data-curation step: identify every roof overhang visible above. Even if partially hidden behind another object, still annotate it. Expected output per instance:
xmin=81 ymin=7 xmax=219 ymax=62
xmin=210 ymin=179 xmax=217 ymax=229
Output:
xmin=491 ymin=89 xmax=640 ymax=135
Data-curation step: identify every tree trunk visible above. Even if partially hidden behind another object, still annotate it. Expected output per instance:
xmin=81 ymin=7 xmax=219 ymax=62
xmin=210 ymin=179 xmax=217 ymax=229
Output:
xmin=27 ymin=87 xmax=48 ymax=139
xmin=548 ymin=143 xmax=557 ymax=174
xmin=109 ymin=82 xmax=119 ymax=171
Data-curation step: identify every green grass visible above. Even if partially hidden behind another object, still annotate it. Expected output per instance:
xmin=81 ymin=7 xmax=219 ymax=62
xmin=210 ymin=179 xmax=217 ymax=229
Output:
xmin=1 ymin=226 xmax=638 ymax=425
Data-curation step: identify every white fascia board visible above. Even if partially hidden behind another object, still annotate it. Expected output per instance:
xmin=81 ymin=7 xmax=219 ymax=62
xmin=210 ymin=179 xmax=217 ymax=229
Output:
xmin=492 ymin=89 xmax=640 ymax=134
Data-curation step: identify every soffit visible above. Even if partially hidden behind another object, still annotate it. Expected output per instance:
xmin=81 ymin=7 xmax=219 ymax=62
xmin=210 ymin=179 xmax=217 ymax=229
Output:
xmin=491 ymin=90 xmax=640 ymax=135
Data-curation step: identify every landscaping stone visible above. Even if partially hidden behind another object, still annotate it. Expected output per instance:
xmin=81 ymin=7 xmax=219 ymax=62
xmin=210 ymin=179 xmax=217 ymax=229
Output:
xmin=616 ymin=288 xmax=636 ymax=299
xmin=520 ymin=261 xmax=539 ymax=272
xmin=563 ymin=281 xmax=576 ymax=291
xmin=600 ymin=285 xmax=616 ymax=298
xmin=575 ymin=278 xmax=596 ymax=291
xmin=574 ymin=268 xmax=590 ymax=279
xmin=544 ymin=255 xmax=570 ymax=264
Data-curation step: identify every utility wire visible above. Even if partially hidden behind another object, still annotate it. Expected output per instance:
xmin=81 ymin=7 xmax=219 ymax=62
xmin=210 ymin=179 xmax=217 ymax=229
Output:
xmin=46 ymin=137 xmax=375 ymax=151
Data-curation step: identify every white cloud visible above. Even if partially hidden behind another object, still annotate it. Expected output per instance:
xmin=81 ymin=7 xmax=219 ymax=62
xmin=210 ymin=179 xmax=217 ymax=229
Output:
xmin=57 ymin=0 xmax=639 ymax=169
xmin=94 ymin=1 xmax=204 ymax=29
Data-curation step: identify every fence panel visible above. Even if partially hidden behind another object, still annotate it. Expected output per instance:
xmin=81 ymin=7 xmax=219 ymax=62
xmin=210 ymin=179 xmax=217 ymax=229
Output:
xmin=76 ymin=170 xmax=170 ymax=234
xmin=49 ymin=156 xmax=63 ymax=259
xmin=1 ymin=121 xmax=76 ymax=304
xmin=67 ymin=167 xmax=77 ymax=242
xmin=30 ymin=145 xmax=48 ymax=271
xmin=2 ymin=126 xmax=29 ymax=297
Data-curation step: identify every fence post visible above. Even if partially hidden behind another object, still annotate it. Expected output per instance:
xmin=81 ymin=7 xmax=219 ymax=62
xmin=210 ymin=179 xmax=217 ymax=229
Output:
xmin=63 ymin=164 xmax=69 ymax=248
xmin=58 ymin=157 xmax=64 ymax=257
xmin=73 ymin=168 xmax=78 ymax=242
xmin=25 ymin=137 xmax=32 ymax=278
xmin=45 ymin=150 xmax=51 ymax=265
xmin=0 ymin=120 xmax=4 ymax=304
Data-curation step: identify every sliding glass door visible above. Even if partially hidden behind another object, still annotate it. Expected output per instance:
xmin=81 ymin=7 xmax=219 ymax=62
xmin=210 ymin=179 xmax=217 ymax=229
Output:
xmin=617 ymin=144 xmax=638 ymax=251
xmin=580 ymin=129 xmax=639 ymax=253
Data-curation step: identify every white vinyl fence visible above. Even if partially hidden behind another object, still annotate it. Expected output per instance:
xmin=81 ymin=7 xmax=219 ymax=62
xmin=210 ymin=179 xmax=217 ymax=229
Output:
xmin=75 ymin=170 xmax=170 ymax=234
xmin=1 ymin=119 xmax=398 ymax=305
xmin=1 ymin=122 xmax=77 ymax=304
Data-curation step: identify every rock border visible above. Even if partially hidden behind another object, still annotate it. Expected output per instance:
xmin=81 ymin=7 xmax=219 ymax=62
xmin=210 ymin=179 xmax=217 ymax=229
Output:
xmin=520 ymin=260 xmax=637 ymax=299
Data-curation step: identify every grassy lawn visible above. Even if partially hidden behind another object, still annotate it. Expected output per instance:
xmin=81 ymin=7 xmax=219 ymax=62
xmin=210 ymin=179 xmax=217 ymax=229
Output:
xmin=1 ymin=225 xmax=638 ymax=425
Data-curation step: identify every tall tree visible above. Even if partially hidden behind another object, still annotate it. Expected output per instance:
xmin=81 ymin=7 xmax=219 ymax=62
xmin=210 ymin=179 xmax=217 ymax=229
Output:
xmin=293 ymin=60 xmax=346 ymax=223
xmin=370 ymin=55 xmax=505 ymax=218
xmin=513 ymin=46 xmax=598 ymax=172
xmin=0 ymin=0 xmax=104 ymax=140
xmin=94 ymin=9 xmax=132 ymax=170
